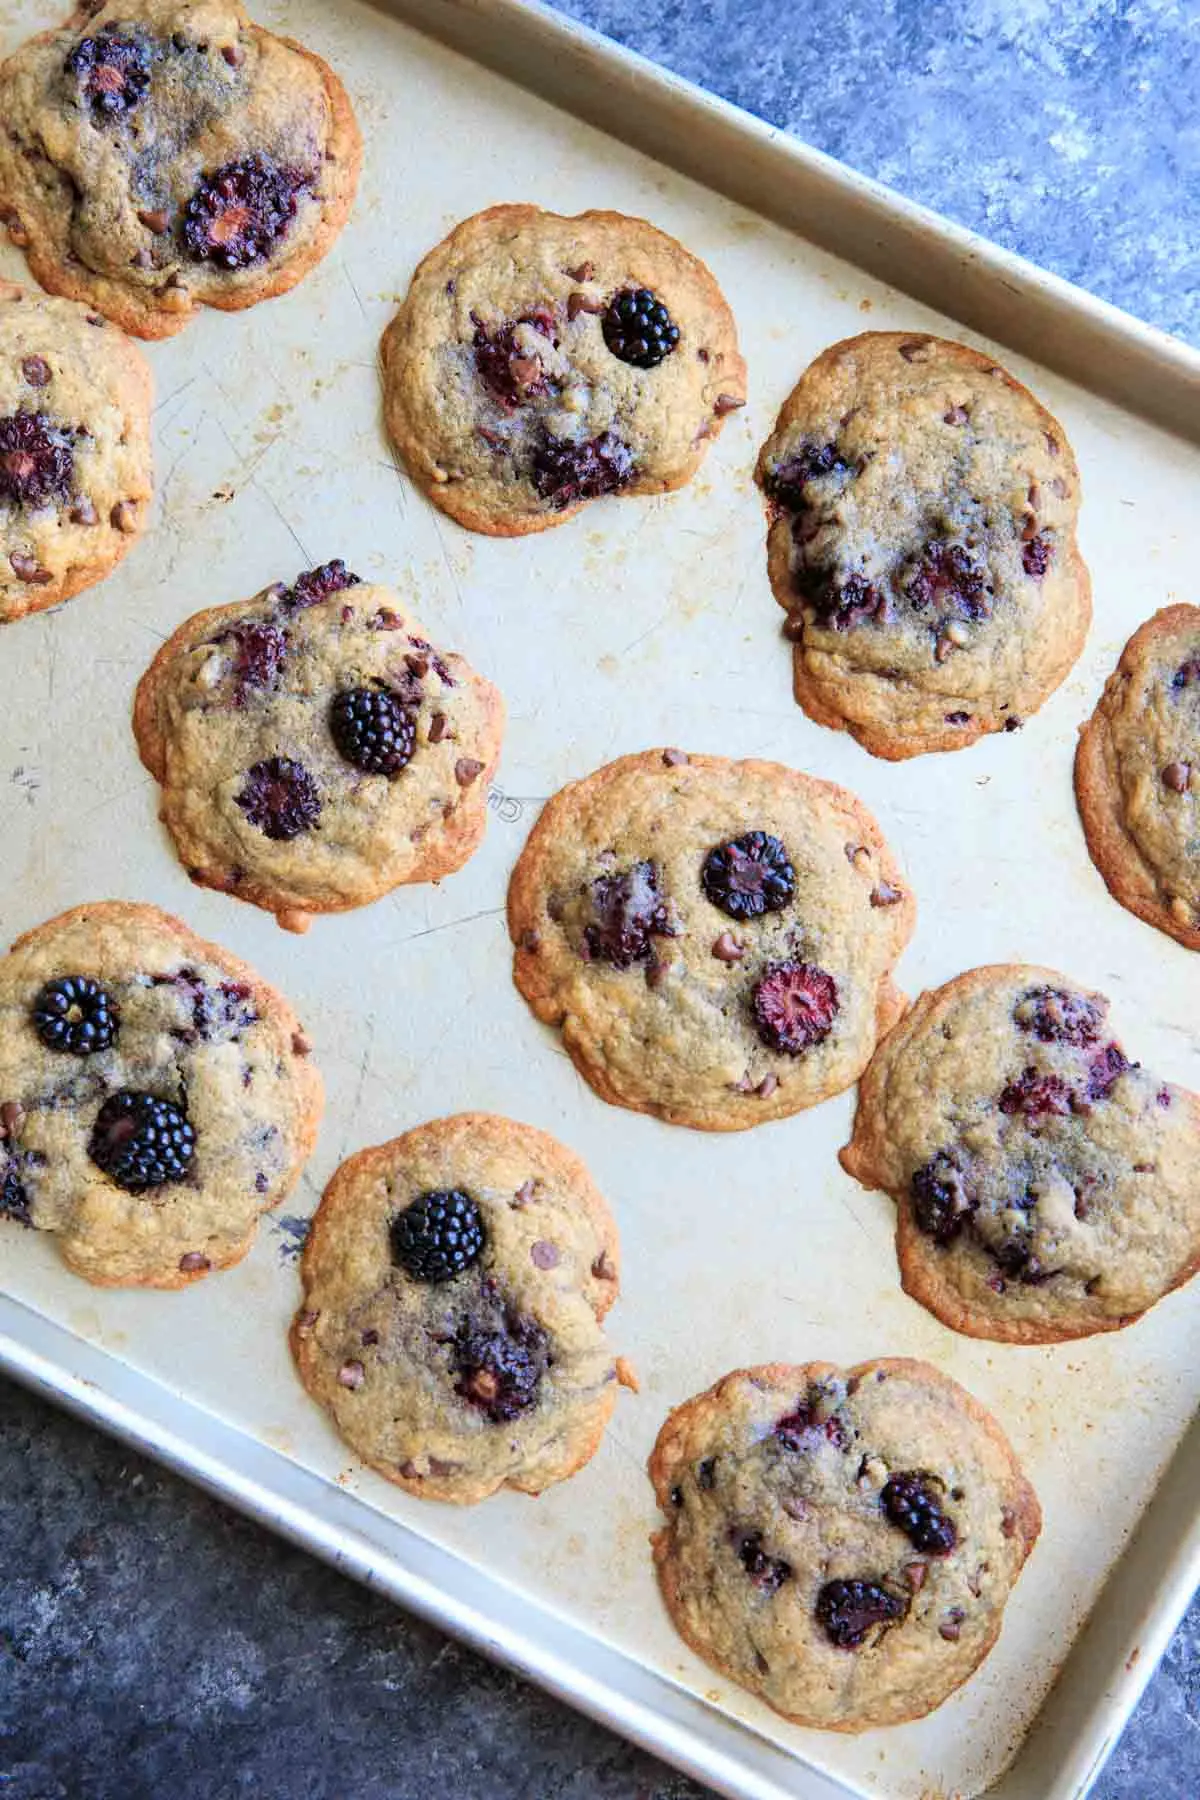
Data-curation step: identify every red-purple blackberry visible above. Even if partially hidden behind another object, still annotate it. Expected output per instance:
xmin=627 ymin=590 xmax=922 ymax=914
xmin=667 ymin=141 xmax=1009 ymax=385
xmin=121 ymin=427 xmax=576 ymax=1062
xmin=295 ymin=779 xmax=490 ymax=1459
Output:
xmin=775 ymin=1403 xmax=848 ymax=1453
xmin=65 ymin=31 xmax=151 ymax=118
xmin=1022 ymin=536 xmax=1052 ymax=578
xmin=904 ymin=542 xmax=991 ymax=620
xmin=910 ymin=1151 xmax=975 ymax=1245
xmin=601 ymin=288 xmax=680 ymax=368
xmin=215 ymin=621 xmax=287 ymax=701
xmin=31 ymin=976 xmax=118 ymax=1055
xmin=583 ymin=861 xmax=676 ymax=968
xmin=815 ymin=1579 xmax=908 ymax=1648
xmin=89 ymin=1091 xmax=195 ymax=1191
xmin=182 ymin=155 xmax=308 ymax=269
xmin=452 ymin=1304 xmax=549 ymax=1422
xmin=762 ymin=442 xmax=849 ymax=512
xmin=391 ymin=1190 xmax=485 ymax=1283
xmin=752 ymin=961 xmax=838 ymax=1055
xmin=0 ymin=413 xmax=74 ymax=509
xmin=701 ymin=832 xmax=795 ymax=921
xmin=286 ymin=560 xmax=361 ymax=611
xmin=999 ymin=1068 xmax=1076 ymax=1119
xmin=799 ymin=567 xmax=890 ymax=631
xmin=531 ymin=431 xmax=633 ymax=508
xmin=881 ymin=1472 xmax=958 ymax=1555
xmin=1172 ymin=658 xmax=1200 ymax=691
xmin=235 ymin=757 xmax=321 ymax=840
xmin=473 ymin=309 xmax=556 ymax=407
xmin=329 ymin=686 xmax=416 ymax=776
xmin=1014 ymin=986 xmax=1102 ymax=1046
xmin=731 ymin=1529 xmax=792 ymax=1595
xmin=1087 ymin=1042 xmax=1132 ymax=1100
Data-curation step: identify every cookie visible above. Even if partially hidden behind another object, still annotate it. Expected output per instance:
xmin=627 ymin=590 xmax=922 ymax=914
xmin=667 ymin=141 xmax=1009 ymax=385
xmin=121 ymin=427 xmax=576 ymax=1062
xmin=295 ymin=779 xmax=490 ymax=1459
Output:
xmin=649 ymin=1358 xmax=1040 ymax=1732
xmin=507 ymin=749 xmax=914 ymax=1131
xmin=133 ymin=561 xmax=505 ymax=931
xmin=0 ymin=1 xmax=361 ymax=339
xmin=380 ymin=204 xmax=746 ymax=536
xmin=0 ymin=901 xmax=322 ymax=1287
xmin=841 ymin=964 xmax=1200 ymax=1342
xmin=0 ymin=280 xmax=152 ymax=622
xmin=291 ymin=1113 xmax=632 ymax=1505
xmin=755 ymin=332 xmax=1091 ymax=759
xmin=1075 ymin=604 xmax=1200 ymax=950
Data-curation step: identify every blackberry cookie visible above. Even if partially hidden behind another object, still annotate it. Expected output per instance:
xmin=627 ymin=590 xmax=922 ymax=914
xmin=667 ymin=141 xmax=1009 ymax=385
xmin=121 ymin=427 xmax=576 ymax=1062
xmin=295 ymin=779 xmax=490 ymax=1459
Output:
xmin=841 ymin=964 xmax=1200 ymax=1342
xmin=0 ymin=1 xmax=361 ymax=338
xmin=1075 ymin=604 xmax=1200 ymax=950
xmin=756 ymin=332 xmax=1090 ymax=759
xmin=291 ymin=1113 xmax=633 ymax=1504
xmin=0 ymin=280 xmax=152 ymax=622
xmin=133 ymin=563 xmax=505 ymax=931
xmin=380 ymin=205 xmax=746 ymax=536
xmin=507 ymin=750 xmax=914 ymax=1130
xmin=0 ymin=901 xmax=322 ymax=1287
xmin=649 ymin=1359 xmax=1040 ymax=1731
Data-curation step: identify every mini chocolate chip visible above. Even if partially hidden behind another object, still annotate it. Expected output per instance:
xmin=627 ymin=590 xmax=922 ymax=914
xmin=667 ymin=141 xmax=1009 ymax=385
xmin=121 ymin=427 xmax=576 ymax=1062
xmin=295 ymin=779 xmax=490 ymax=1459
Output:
xmin=934 ymin=636 xmax=954 ymax=663
xmin=711 ymin=931 xmax=744 ymax=963
xmin=567 ymin=261 xmax=594 ymax=281
xmin=905 ymin=1561 xmax=928 ymax=1591
xmin=137 ymin=208 xmax=170 ymax=233
xmin=870 ymin=881 xmax=903 ymax=907
xmin=531 ymin=1240 xmax=560 ymax=1269
xmin=1 ymin=1101 xmax=26 ymax=1136
xmin=782 ymin=611 xmax=806 ymax=641
xmin=291 ymin=1031 xmax=311 ymax=1056
xmin=69 ymin=496 xmax=98 ymax=526
xmin=21 ymin=355 xmax=50 ymax=387
xmin=713 ymin=393 xmax=745 ymax=416
xmin=592 ymin=1249 xmax=617 ymax=1280
xmin=110 ymin=500 xmax=137 ymax=534
xmin=899 ymin=339 xmax=931 ymax=361
xmin=520 ymin=928 xmax=541 ymax=952
xmin=295 ymin=1309 xmax=319 ymax=1333
xmin=1044 ymin=432 xmax=1059 ymax=456
xmin=361 ymin=1328 xmax=380 ymax=1346
xmin=1162 ymin=761 xmax=1192 ymax=793
xmin=398 ymin=1459 xmax=422 ymax=1479
xmin=661 ymin=748 xmax=688 ymax=766
xmin=512 ymin=1179 xmax=537 ymax=1208
xmin=404 ymin=651 xmax=429 ymax=678
xmin=943 ymin=405 xmax=969 ymax=424
xmin=567 ymin=291 xmax=606 ymax=319
xmin=645 ymin=954 xmax=670 ymax=989
xmin=697 ymin=346 xmax=710 ymax=363
xmin=939 ymin=1609 xmax=965 ymax=1642
xmin=1004 ymin=716 xmax=1023 ymax=732
xmin=85 ymin=315 xmax=104 ymax=328
xmin=221 ymin=43 xmax=242 ymax=65
xmin=455 ymin=757 xmax=483 ymax=787
xmin=9 ymin=554 xmax=51 ymax=585
xmin=428 ymin=712 xmax=448 ymax=743
xmin=756 ymin=1073 xmax=779 ymax=1098
xmin=338 ymin=1360 xmax=365 ymax=1390
xmin=179 ymin=1251 xmax=210 ymax=1273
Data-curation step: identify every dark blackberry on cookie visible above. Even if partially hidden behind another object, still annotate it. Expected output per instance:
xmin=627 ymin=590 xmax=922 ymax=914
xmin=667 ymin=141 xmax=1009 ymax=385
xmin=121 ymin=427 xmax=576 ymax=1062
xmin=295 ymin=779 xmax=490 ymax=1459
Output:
xmin=391 ymin=1188 xmax=485 ymax=1283
xmin=89 ymin=1090 xmax=195 ymax=1191
xmin=601 ymin=287 xmax=680 ymax=368
xmin=701 ymin=832 xmax=795 ymax=921
xmin=182 ymin=155 xmax=308 ymax=270
xmin=330 ymin=686 xmax=416 ymax=776
xmin=32 ymin=975 xmax=118 ymax=1054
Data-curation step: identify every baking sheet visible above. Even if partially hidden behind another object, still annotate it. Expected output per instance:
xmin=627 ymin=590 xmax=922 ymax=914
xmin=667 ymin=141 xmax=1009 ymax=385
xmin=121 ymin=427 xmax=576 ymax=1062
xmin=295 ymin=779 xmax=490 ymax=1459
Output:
xmin=1 ymin=2 xmax=1198 ymax=1796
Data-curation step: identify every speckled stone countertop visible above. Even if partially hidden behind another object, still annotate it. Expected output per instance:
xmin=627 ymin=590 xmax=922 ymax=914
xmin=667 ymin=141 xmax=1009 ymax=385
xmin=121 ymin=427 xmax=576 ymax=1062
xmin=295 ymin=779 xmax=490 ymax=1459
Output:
xmin=2 ymin=2 xmax=1197 ymax=1797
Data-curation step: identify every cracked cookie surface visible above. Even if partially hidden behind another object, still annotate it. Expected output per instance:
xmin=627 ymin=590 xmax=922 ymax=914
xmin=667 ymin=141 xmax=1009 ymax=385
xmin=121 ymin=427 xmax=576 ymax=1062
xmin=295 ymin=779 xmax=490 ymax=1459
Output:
xmin=0 ymin=0 xmax=361 ymax=338
xmin=1075 ymin=604 xmax=1200 ymax=950
xmin=291 ymin=1113 xmax=630 ymax=1504
xmin=755 ymin=332 xmax=1090 ymax=758
xmin=132 ymin=564 xmax=505 ymax=929
xmin=841 ymin=963 xmax=1200 ymax=1341
xmin=507 ymin=750 xmax=914 ymax=1130
xmin=0 ymin=280 xmax=152 ymax=621
xmin=0 ymin=901 xmax=322 ymax=1286
xmin=649 ymin=1358 xmax=1040 ymax=1730
xmin=380 ymin=204 xmax=746 ymax=536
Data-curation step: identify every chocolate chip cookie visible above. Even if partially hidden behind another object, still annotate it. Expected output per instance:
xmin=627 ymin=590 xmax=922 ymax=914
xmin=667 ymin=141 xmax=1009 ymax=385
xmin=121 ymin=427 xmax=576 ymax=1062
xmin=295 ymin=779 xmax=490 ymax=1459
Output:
xmin=756 ymin=332 xmax=1091 ymax=759
xmin=841 ymin=964 xmax=1200 ymax=1342
xmin=133 ymin=562 xmax=505 ymax=931
xmin=0 ymin=280 xmax=152 ymax=622
xmin=649 ymin=1358 xmax=1040 ymax=1731
xmin=1075 ymin=604 xmax=1200 ymax=950
xmin=507 ymin=750 xmax=914 ymax=1130
xmin=0 ymin=1 xmax=361 ymax=338
xmin=0 ymin=901 xmax=322 ymax=1286
xmin=291 ymin=1113 xmax=633 ymax=1505
xmin=380 ymin=205 xmax=746 ymax=536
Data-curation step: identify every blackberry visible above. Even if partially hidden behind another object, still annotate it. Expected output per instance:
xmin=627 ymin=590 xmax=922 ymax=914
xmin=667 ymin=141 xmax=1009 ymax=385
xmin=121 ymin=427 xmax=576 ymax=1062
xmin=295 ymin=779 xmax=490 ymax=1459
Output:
xmin=330 ymin=686 xmax=416 ymax=776
xmin=881 ymin=1472 xmax=957 ymax=1555
xmin=1087 ymin=1042 xmax=1132 ymax=1100
xmin=701 ymin=832 xmax=795 ymax=921
xmin=89 ymin=1091 xmax=195 ymax=1191
xmin=799 ymin=567 xmax=890 ymax=631
xmin=999 ymin=1068 xmax=1076 ymax=1119
xmin=1 ymin=1167 xmax=33 ymax=1228
xmin=815 ymin=1579 xmax=907 ymax=1648
xmin=601 ymin=288 xmax=680 ymax=368
xmin=65 ymin=32 xmax=151 ymax=118
xmin=390 ymin=1189 xmax=485 ymax=1283
xmin=583 ymin=861 xmax=676 ymax=968
xmin=731 ymin=1529 xmax=791 ymax=1596
xmin=751 ymin=961 xmax=838 ymax=1055
xmin=452 ymin=1305 xmax=549 ymax=1422
xmin=1013 ymin=986 xmax=1102 ymax=1047
xmin=1022 ymin=536 xmax=1052 ymax=578
xmin=904 ymin=542 xmax=991 ymax=620
xmin=286 ymin=560 xmax=361 ymax=611
xmin=0 ymin=413 xmax=74 ymax=509
xmin=910 ymin=1151 xmax=975 ymax=1246
xmin=1172 ymin=658 xmax=1200 ymax=691
xmin=531 ymin=430 xmax=633 ymax=509
xmin=31 ymin=976 xmax=118 ymax=1055
xmin=216 ymin=621 xmax=287 ymax=701
xmin=473 ymin=309 xmax=556 ymax=407
xmin=182 ymin=154 xmax=308 ymax=269
xmin=775 ymin=1403 xmax=848 ymax=1453
xmin=762 ymin=442 xmax=849 ymax=512
xmin=235 ymin=757 xmax=321 ymax=840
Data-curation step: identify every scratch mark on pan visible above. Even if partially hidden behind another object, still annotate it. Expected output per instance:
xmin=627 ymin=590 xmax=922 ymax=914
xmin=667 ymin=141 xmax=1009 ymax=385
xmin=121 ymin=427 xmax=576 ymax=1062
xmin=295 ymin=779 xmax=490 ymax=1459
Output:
xmin=250 ymin=475 xmax=312 ymax=568
xmin=428 ymin=511 xmax=464 ymax=611
xmin=393 ymin=906 xmax=505 ymax=947
xmin=341 ymin=260 xmax=368 ymax=321
xmin=337 ymin=1012 xmax=376 ymax=1165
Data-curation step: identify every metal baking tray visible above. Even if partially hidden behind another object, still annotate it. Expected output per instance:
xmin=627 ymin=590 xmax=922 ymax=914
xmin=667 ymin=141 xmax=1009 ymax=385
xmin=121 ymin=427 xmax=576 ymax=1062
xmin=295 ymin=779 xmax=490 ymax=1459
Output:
xmin=1 ymin=1 xmax=1198 ymax=1795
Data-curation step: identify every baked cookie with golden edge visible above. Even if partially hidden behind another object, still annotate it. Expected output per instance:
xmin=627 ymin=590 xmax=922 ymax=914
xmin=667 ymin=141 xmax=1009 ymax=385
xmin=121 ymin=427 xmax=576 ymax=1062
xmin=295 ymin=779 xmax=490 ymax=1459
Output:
xmin=0 ymin=280 xmax=152 ymax=622
xmin=508 ymin=750 xmax=914 ymax=1130
xmin=380 ymin=204 xmax=746 ymax=536
xmin=649 ymin=1359 xmax=1040 ymax=1732
xmin=0 ymin=901 xmax=322 ymax=1287
xmin=0 ymin=0 xmax=361 ymax=339
xmin=1075 ymin=604 xmax=1200 ymax=950
xmin=755 ymin=332 xmax=1091 ymax=759
xmin=291 ymin=1113 xmax=633 ymax=1505
xmin=841 ymin=964 xmax=1200 ymax=1343
xmin=133 ymin=561 xmax=505 ymax=932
